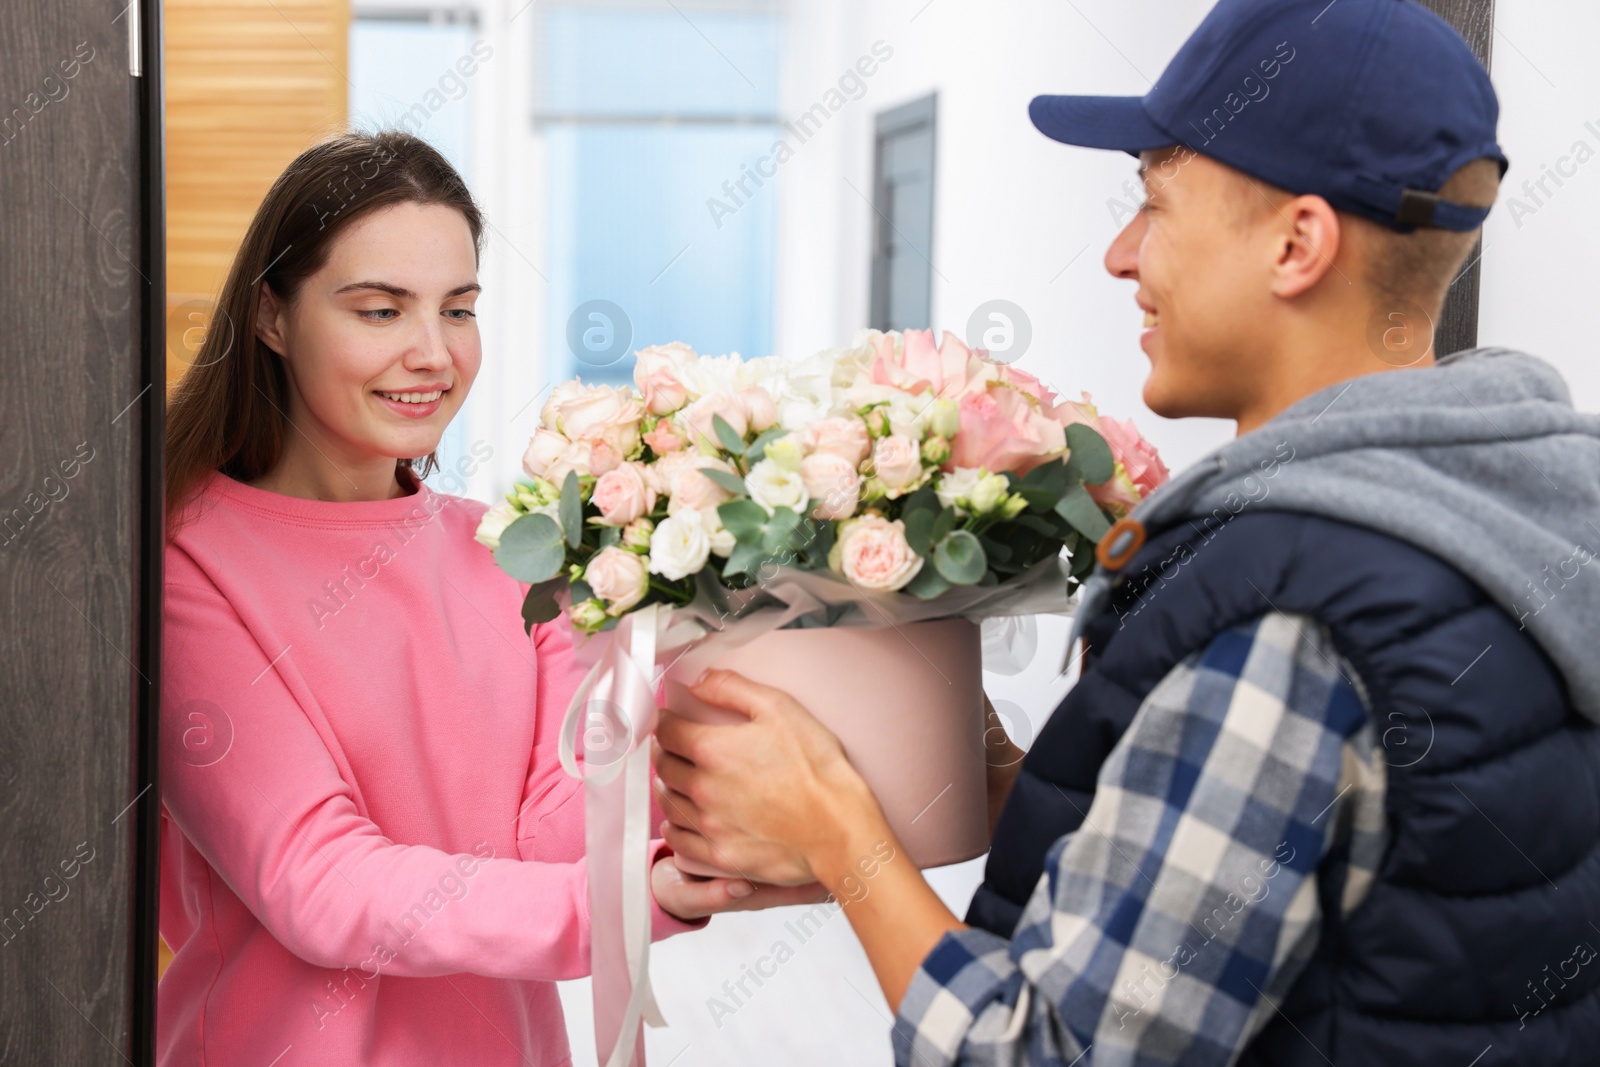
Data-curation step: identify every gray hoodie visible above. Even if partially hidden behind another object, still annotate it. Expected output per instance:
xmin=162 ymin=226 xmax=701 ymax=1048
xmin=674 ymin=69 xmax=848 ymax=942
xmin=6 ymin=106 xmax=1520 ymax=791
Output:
xmin=1070 ymin=347 xmax=1600 ymax=722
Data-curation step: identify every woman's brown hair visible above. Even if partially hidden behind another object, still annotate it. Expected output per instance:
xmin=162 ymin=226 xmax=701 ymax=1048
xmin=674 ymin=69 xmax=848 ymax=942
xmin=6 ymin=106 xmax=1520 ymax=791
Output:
xmin=164 ymin=129 xmax=485 ymax=537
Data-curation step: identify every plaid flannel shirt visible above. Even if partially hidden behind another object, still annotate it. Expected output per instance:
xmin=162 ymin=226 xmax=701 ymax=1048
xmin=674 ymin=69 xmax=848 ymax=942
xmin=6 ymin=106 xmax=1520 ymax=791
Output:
xmin=895 ymin=611 xmax=1388 ymax=1067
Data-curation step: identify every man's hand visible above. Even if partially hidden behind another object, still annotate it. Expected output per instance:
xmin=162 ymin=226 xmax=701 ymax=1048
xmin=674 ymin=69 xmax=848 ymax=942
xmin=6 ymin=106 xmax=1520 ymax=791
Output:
xmin=651 ymin=668 xmax=892 ymax=889
xmin=650 ymin=853 xmax=830 ymax=922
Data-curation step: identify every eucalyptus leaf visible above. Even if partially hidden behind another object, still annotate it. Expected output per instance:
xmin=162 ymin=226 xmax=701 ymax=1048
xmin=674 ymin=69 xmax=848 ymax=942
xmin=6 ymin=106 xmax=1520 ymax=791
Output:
xmin=930 ymin=506 xmax=957 ymax=544
xmin=1056 ymin=483 xmax=1113 ymax=541
xmin=933 ymin=529 xmax=987 ymax=585
xmin=699 ymin=467 xmax=749 ymax=495
xmin=559 ymin=471 xmax=583 ymax=549
xmin=520 ymin=576 xmax=566 ymax=632
xmin=494 ymin=513 xmax=566 ymax=583
xmin=761 ymin=506 xmax=803 ymax=553
xmin=905 ymin=564 xmax=951 ymax=600
xmin=903 ymin=507 xmax=936 ymax=557
xmin=1065 ymin=423 xmax=1115 ymax=486
xmin=712 ymin=414 xmax=747 ymax=456
xmin=718 ymin=499 xmax=768 ymax=539
xmin=722 ymin=540 xmax=765 ymax=579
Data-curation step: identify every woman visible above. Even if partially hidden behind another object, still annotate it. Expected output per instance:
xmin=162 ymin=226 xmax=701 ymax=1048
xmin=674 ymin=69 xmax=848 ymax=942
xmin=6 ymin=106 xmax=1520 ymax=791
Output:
xmin=157 ymin=130 xmax=776 ymax=1066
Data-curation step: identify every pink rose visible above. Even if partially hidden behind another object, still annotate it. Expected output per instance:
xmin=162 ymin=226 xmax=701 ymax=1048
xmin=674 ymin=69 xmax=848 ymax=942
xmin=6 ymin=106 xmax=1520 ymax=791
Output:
xmin=739 ymin=385 xmax=779 ymax=434
xmin=871 ymin=434 xmax=923 ymax=493
xmin=868 ymin=328 xmax=978 ymax=399
xmin=1094 ymin=415 xmax=1169 ymax=497
xmin=548 ymin=383 xmax=644 ymax=456
xmin=633 ymin=342 xmax=697 ymax=415
xmin=831 ymin=515 xmax=923 ymax=592
xmin=584 ymin=546 xmax=648 ymax=615
xmin=802 ymin=416 xmax=871 ymax=465
xmin=948 ymin=388 xmax=1065 ymax=475
xmin=683 ymin=392 xmax=749 ymax=451
xmin=1087 ymin=465 xmax=1144 ymax=519
xmin=800 ymin=452 xmax=860 ymax=520
xmin=545 ymin=438 xmax=621 ymax=487
xmin=642 ymin=420 xmax=686 ymax=455
xmin=665 ymin=454 xmax=738 ymax=515
xmin=540 ymin=381 xmax=587 ymax=430
xmin=521 ymin=428 xmax=568 ymax=479
xmin=591 ymin=463 xmax=656 ymax=526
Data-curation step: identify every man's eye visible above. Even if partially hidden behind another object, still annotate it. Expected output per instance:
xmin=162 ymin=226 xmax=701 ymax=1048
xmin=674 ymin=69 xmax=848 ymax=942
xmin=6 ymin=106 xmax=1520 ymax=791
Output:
xmin=445 ymin=309 xmax=477 ymax=321
xmin=360 ymin=308 xmax=398 ymax=321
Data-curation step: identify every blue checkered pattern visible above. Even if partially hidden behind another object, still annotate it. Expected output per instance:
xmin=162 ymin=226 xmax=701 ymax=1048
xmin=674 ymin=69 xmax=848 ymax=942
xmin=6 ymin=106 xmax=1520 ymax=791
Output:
xmin=895 ymin=612 xmax=1388 ymax=1067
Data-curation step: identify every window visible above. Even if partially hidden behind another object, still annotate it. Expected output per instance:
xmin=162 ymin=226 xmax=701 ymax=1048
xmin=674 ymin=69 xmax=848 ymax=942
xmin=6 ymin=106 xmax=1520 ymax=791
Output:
xmin=537 ymin=2 xmax=782 ymax=384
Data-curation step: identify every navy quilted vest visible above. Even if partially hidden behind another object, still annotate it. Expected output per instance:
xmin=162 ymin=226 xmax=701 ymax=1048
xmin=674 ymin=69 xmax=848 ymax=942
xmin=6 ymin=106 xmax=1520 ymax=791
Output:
xmin=968 ymin=509 xmax=1600 ymax=1064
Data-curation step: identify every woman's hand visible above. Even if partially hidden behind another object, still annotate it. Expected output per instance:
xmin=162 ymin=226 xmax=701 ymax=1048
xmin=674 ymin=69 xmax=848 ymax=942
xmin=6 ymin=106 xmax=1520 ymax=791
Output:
xmin=651 ymin=668 xmax=892 ymax=889
xmin=649 ymin=853 xmax=830 ymax=921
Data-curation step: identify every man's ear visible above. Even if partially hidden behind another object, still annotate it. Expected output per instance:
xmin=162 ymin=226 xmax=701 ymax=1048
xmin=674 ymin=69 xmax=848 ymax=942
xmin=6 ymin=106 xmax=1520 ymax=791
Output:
xmin=255 ymin=281 xmax=287 ymax=355
xmin=1269 ymin=194 xmax=1343 ymax=299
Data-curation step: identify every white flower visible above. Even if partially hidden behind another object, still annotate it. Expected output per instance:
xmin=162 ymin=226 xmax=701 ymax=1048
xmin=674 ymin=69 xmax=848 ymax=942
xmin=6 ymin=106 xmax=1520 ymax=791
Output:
xmin=969 ymin=472 xmax=1011 ymax=514
xmin=763 ymin=434 xmax=804 ymax=472
xmin=699 ymin=507 xmax=737 ymax=558
xmin=927 ymin=398 xmax=961 ymax=439
xmin=745 ymin=458 xmax=809 ymax=514
xmin=473 ymin=501 xmax=521 ymax=550
xmin=935 ymin=467 xmax=985 ymax=511
xmin=648 ymin=511 xmax=711 ymax=580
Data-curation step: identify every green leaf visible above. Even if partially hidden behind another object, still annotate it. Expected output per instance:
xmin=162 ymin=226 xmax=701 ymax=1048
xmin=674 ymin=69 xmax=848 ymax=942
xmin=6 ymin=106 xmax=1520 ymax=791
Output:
xmin=804 ymin=520 xmax=835 ymax=567
xmin=1016 ymin=456 xmax=1070 ymax=510
xmin=559 ymin=471 xmax=583 ymax=549
xmin=761 ymin=506 xmax=803 ymax=553
xmin=596 ymin=525 xmax=621 ymax=550
xmin=1055 ymin=483 xmax=1113 ymax=541
xmin=712 ymin=414 xmax=747 ymax=456
xmin=933 ymin=530 xmax=987 ymax=585
xmin=900 ymin=484 xmax=938 ymax=516
xmin=903 ymin=507 xmax=936 ymax=558
xmin=494 ymin=513 xmax=567 ymax=583
xmin=747 ymin=427 xmax=790 ymax=463
xmin=520 ymin=576 xmax=566 ymax=632
xmin=722 ymin=540 xmax=765 ymax=579
xmin=570 ymin=578 xmax=595 ymax=603
xmin=905 ymin=564 xmax=951 ymax=600
xmin=1064 ymin=423 xmax=1115 ymax=486
xmin=718 ymin=499 xmax=768 ymax=539
xmin=699 ymin=467 xmax=748 ymax=495
xmin=930 ymin=506 xmax=957 ymax=545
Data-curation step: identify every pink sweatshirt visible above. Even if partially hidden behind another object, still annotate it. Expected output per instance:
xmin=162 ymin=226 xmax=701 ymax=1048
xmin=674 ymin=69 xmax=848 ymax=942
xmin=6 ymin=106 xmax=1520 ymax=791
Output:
xmin=158 ymin=465 xmax=701 ymax=1066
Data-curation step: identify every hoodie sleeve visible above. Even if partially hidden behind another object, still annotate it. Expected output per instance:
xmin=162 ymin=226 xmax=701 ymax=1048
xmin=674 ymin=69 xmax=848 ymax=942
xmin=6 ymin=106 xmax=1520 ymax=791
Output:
xmin=161 ymin=569 xmax=698 ymax=983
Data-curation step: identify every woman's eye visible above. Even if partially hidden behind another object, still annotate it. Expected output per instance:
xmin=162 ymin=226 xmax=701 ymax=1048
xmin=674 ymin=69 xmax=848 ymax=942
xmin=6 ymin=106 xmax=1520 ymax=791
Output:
xmin=360 ymin=308 xmax=398 ymax=321
xmin=445 ymin=309 xmax=477 ymax=321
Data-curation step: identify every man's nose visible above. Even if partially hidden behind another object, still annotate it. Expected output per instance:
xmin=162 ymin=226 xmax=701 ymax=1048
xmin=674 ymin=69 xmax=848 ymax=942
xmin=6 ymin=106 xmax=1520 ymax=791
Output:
xmin=1104 ymin=213 xmax=1144 ymax=281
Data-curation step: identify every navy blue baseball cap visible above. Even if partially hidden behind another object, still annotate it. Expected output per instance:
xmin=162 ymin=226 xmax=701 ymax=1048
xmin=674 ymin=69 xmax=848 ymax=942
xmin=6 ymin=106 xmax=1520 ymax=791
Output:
xmin=1029 ymin=0 xmax=1509 ymax=232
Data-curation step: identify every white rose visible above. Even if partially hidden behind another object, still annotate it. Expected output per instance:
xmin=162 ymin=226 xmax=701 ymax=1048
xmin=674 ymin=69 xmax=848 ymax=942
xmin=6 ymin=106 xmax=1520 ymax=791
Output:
xmin=473 ymin=501 xmax=521 ymax=550
xmin=927 ymin=398 xmax=961 ymax=439
xmin=648 ymin=511 xmax=711 ymax=581
xmin=935 ymin=467 xmax=984 ymax=511
xmin=700 ymin=507 xmax=737 ymax=558
xmin=745 ymin=458 xmax=809 ymax=514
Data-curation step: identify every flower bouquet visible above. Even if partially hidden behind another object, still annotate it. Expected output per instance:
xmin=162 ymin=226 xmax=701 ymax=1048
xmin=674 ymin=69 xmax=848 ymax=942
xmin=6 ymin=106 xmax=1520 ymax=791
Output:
xmin=475 ymin=328 xmax=1164 ymax=1065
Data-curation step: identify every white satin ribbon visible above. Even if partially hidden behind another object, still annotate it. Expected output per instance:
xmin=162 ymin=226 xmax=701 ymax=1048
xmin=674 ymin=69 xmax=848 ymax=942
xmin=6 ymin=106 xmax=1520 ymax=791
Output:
xmin=558 ymin=602 xmax=666 ymax=1067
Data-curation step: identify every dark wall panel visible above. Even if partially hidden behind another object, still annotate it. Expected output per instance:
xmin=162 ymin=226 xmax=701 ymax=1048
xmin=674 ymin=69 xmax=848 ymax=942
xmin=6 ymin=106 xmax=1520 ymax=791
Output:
xmin=0 ymin=0 xmax=162 ymax=1062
